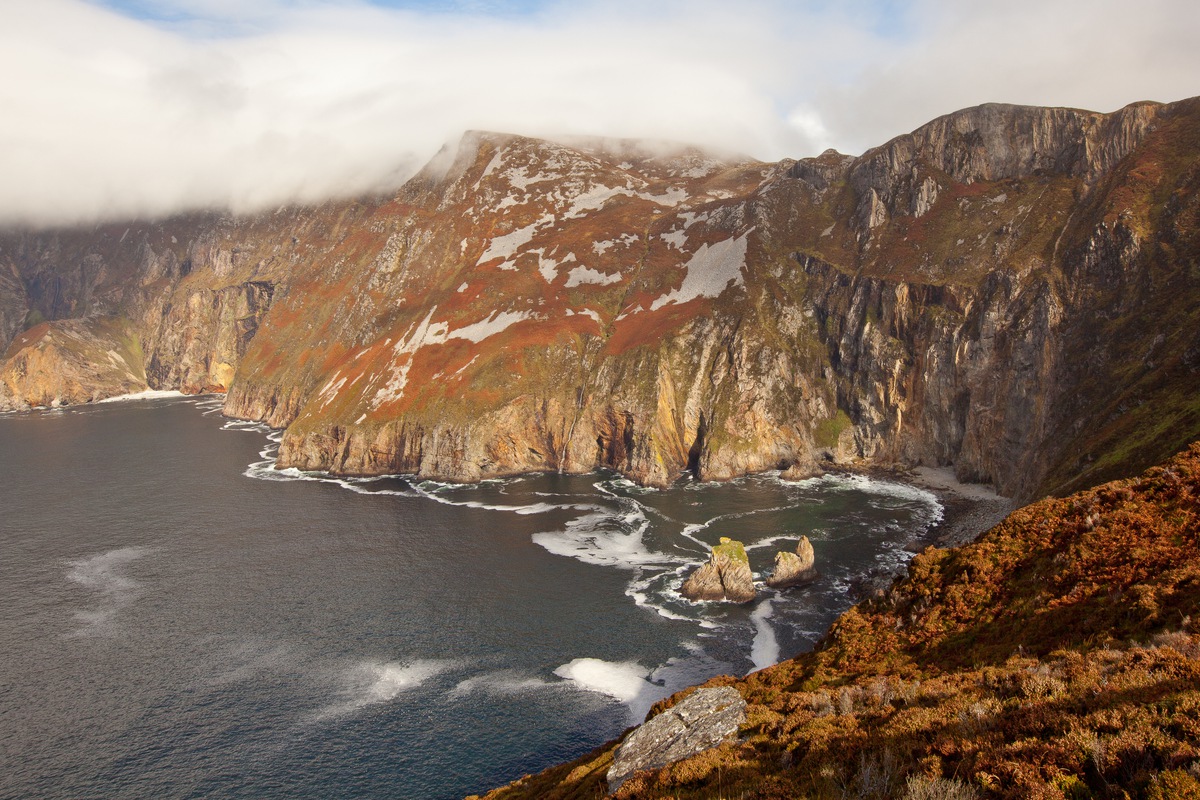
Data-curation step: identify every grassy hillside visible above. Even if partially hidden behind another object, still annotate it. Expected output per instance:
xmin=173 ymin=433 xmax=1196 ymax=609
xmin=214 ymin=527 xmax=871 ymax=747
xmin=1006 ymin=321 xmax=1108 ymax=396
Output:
xmin=477 ymin=441 xmax=1200 ymax=799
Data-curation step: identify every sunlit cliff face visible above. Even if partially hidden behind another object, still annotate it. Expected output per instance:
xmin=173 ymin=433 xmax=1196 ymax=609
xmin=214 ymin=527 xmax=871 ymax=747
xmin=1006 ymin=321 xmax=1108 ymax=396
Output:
xmin=4 ymin=97 xmax=1199 ymax=501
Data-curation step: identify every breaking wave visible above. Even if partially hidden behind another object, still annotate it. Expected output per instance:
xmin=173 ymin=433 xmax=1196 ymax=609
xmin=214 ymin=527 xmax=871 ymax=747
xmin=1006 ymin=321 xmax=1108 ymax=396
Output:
xmin=221 ymin=402 xmax=942 ymax=680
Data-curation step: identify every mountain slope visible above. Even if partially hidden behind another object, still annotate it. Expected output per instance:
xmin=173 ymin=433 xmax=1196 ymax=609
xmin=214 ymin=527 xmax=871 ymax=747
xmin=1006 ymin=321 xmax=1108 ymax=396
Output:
xmin=1 ymin=99 xmax=1198 ymax=500
xmin=474 ymin=440 xmax=1200 ymax=799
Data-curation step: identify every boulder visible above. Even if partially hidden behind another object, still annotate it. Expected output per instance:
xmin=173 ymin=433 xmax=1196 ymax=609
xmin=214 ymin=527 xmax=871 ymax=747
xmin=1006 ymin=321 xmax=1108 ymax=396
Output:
xmin=681 ymin=537 xmax=756 ymax=603
xmin=765 ymin=536 xmax=818 ymax=589
xmin=607 ymin=686 xmax=747 ymax=793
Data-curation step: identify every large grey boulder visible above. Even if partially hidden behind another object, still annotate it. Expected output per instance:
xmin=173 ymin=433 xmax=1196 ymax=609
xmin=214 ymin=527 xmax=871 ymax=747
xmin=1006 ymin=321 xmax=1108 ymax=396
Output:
xmin=606 ymin=686 xmax=747 ymax=793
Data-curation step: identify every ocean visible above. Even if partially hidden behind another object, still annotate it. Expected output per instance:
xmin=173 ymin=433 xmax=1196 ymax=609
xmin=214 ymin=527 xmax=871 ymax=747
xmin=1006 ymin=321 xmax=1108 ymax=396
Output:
xmin=0 ymin=396 xmax=940 ymax=798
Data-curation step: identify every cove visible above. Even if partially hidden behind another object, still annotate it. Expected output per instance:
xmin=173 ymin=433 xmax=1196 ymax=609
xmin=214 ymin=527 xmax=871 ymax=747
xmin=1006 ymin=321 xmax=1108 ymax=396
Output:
xmin=0 ymin=396 xmax=941 ymax=799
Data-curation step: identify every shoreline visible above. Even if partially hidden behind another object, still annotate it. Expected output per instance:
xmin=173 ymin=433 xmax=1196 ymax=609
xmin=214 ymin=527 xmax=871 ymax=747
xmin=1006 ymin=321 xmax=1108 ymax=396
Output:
xmin=897 ymin=465 xmax=1016 ymax=548
xmin=1 ymin=391 xmax=1020 ymax=548
xmin=821 ymin=462 xmax=1016 ymax=550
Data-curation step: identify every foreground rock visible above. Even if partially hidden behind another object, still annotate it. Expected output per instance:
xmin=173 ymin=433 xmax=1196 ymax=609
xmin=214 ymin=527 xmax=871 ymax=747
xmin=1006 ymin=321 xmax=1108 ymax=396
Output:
xmin=681 ymin=537 xmax=756 ymax=603
xmin=474 ymin=442 xmax=1200 ymax=800
xmin=765 ymin=535 xmax=818 ymax=589
xmin=606 ymin=686 xmax=747 ymax=793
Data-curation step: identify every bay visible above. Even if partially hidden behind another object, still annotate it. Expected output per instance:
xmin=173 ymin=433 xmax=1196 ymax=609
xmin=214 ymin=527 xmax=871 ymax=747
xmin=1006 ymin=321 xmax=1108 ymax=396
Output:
xmin=0 ymin=397 xmax=940 ymax=798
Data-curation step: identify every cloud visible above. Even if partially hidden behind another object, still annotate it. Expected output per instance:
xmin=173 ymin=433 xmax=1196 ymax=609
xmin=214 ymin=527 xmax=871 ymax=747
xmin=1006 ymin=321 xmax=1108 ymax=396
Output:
xmin=1 ymin=0 xmax=1196 ymax=226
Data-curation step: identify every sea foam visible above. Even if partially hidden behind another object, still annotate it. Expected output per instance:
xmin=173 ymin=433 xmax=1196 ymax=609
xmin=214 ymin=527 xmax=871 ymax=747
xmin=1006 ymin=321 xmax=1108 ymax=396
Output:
xmin=749 ymin=598 xmax=781 ymax=671
xmin=65 ymin=546 xmax=152 ymax=636
xmin=97 ymin=389 xmax=187 ymax=404
xmin=553 ymin=657 xmax=662 ymax=721
xmin=316 ymin=659 xmax=454 ymax=719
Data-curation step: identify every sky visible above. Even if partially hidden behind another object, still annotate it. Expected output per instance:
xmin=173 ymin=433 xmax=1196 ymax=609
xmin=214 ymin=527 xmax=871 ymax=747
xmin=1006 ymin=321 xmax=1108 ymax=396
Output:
xmin=1 ymin=0 xmax=1197 ymax=226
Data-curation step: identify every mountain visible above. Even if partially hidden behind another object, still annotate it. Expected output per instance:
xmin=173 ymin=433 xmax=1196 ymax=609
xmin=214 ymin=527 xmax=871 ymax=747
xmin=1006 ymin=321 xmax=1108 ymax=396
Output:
xmin=474 ymin=440 xmax=1200 ymax=799
xmin=2 ymin=98 xmax=1199 ymax=502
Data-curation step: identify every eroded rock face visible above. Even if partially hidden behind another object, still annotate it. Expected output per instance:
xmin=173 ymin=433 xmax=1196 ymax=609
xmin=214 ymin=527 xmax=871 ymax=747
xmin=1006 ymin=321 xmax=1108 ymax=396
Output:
xmin=681 ymin=538 xmax=756 ymax=603
xmin=766 ymin=536 xmax=817 ymax=589
xmin=606 ymin=686 xmax=747 ymax=793
xmin=0 ymin=98 xmax=1197 ymax=501
xmin=0 ymin=318 xmax=146 ymax=410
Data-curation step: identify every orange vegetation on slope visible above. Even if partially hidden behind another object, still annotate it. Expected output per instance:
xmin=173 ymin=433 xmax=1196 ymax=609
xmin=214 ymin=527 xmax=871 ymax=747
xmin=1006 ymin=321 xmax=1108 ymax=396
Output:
xmin=478 ymin=441 xmax=1200 ymax=800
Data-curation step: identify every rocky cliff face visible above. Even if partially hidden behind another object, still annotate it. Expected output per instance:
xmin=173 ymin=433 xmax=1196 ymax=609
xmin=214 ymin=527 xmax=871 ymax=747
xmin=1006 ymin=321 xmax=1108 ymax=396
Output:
xmin=1 ymin=98 xmax=1197 ymax=500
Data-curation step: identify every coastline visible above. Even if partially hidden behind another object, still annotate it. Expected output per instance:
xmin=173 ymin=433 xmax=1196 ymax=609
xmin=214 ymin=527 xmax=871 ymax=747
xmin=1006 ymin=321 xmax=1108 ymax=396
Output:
xmin=901 ymin=465 xmax=1016 ymax=548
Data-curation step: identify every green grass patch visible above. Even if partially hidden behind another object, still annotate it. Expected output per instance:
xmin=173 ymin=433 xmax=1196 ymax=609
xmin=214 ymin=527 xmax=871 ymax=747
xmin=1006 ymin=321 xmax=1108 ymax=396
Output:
xmin=814 ymin=409 xmax=853 ymax=449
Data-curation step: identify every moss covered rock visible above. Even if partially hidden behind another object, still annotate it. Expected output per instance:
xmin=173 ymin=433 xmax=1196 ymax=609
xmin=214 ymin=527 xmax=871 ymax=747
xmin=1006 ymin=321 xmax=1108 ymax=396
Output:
xmin=681 ymin=537 xmax=756 ymax=603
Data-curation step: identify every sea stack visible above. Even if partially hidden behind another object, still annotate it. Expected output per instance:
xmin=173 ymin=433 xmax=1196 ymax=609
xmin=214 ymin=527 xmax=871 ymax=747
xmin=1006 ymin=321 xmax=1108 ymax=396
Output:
xmin=681 ymin=537 xmax=756 ymax=603
xmin=765 ymin=536 xmax=817 ymax=589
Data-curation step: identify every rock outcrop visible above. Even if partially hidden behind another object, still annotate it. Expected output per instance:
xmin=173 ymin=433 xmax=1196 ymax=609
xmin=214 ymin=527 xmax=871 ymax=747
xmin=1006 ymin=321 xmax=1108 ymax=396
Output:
xmin=606 ymin=686 xmax=747 ymax=793
xmin=765 ymin=535 xmax=817 ymax=589
xmin=0 ymin=98 xmax=1198 ymax=503
xmin=681 ymin=537 xmax=756 ymax=603
xmin=0 ymin=317 xmax=146 ymax=410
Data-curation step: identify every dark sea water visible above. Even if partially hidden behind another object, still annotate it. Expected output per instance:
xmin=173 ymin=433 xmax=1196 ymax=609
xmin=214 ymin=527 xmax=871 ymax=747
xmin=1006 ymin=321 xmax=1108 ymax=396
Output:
xmin=0 ymin=396 xmax=941 ymax=799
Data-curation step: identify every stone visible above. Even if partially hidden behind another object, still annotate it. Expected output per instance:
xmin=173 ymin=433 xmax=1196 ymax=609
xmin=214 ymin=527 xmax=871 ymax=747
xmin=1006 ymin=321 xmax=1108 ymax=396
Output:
xmin=606 ymin=686 xmax=747 ymax=793
xmin=681 ymin=537 xmax=756 ymax=603
xmin=766 ymin=536 xmax=818 ymax=589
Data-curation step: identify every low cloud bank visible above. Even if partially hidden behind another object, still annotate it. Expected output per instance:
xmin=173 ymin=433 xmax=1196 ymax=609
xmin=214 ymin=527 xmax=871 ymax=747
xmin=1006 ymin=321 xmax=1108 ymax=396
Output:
xmin=2 ymin=0 xmax=1196 ymax=226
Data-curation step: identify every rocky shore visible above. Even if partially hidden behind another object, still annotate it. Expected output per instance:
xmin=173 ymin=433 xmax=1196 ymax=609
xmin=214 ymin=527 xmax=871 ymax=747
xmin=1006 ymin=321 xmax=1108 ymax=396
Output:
xmin=904 ymin=465 xmax=1016 ymax=547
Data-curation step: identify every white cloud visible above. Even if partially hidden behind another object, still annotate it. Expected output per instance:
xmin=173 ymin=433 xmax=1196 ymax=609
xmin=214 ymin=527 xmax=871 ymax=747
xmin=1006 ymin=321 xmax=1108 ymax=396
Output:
xmin=0 ymin=0 xmax=1196 ymax=226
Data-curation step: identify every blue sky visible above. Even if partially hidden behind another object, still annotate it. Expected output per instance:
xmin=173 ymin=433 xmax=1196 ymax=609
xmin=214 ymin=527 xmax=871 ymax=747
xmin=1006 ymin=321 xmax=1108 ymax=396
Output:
xmin=98 ymin=0 xmax=557 ymax=25
xmin=1 ymin=0 xmax=1196 ymax=224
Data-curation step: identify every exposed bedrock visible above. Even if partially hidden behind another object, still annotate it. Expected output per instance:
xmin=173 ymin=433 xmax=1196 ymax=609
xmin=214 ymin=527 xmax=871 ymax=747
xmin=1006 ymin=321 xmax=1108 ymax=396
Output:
xmin=766 ymin=536 xmax=818 ymax=589
xmin=606 ymin=686 xmax=748 ymax=793
xmin=681 ymin=538 xmax=757 ymax=604
xmin=0 ymin=97 xmax=1196 ymax=503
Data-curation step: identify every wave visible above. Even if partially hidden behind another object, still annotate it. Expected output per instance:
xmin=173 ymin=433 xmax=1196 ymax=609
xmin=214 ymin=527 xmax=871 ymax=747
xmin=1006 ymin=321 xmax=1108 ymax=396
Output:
xmin=217 ymin=406 xmax=943 ymax=676
xmin=555 ymin=647 xmax=735 ymax=722
xmin=413 ymin=482 xmax=591 ymax=515
xmin=97 ymin=389 xmax=188 ymax=404
xmin=782 ymin=471 xmax=943 ymax=511
xmin=749 ymin=597 xmax=781 ymax=671
xmin=530 ymin=508 xmax=672 ymax=571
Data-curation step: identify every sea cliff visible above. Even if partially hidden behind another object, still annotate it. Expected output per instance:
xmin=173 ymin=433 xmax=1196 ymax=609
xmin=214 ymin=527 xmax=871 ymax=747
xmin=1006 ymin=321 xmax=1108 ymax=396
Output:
xmin=1 ymin=98 xmax=1198 ymax=503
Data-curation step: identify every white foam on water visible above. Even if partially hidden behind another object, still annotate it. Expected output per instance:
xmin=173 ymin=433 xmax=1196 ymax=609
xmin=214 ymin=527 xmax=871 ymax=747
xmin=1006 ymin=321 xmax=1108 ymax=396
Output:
xmin=555 ymin=648 xmax=735 ymax=722
xmin=743 ymin=534 xmax=803 ymax=552
xmin=64 ymin=546 xmax=152 ymax=636
xmin=553 ymin=657 xmax=661 ymax=721
xmin=236 ymin=428 xmax=422 ymax=498
xmin=787 ymin=472 xmax=943 ymax=511
xmin=446 ymin=671 xmax=555 ymax=701
xmin=676 ymin=501 xmax=800 ymax=549
xmin=316 ymin=659 xmax=454 ymax=719
xmin=413 ymin=482 xmax=591 ymax=516
xmin=531 ymin=507 xmax=677 ymax=572
xmin=97 ymin=389 xmax=187 ymax=404
xmin=626 ymin=564 xmax=711 ymax=625
xmin=749 ymin=598 xmax=781 ymax=671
